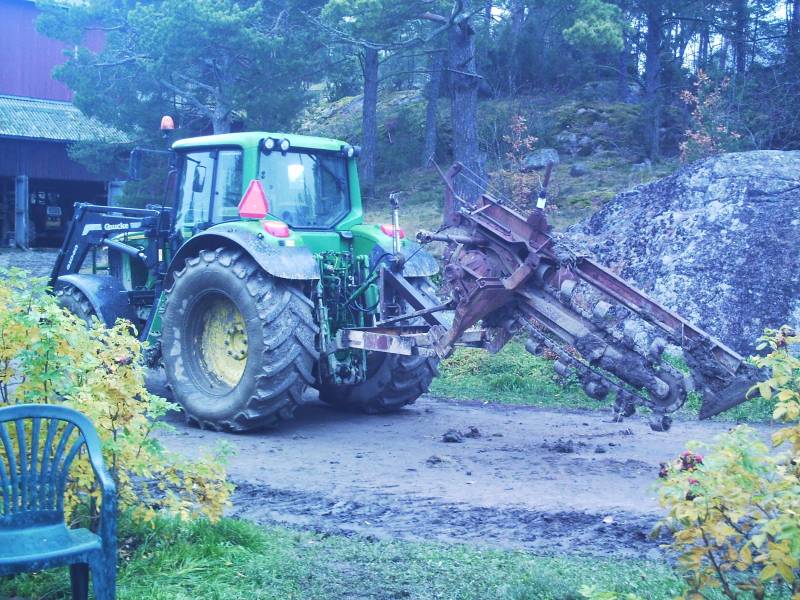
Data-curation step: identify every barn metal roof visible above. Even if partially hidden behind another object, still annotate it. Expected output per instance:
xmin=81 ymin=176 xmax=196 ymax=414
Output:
xmin=0 ymin=94 xmax=127 ymax=143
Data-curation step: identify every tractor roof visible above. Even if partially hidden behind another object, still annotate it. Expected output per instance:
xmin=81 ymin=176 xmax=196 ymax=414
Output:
xmin=172 ymin=131 xmax=350 ymax=152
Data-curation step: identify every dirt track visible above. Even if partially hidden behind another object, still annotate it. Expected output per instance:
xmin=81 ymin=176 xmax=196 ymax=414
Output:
xmin=152 ymin=373 xmax=776 ymax=559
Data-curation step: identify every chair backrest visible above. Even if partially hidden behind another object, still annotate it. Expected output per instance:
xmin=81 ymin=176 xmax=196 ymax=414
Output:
xmin=0 ymin=404 xmax=105 ymax=528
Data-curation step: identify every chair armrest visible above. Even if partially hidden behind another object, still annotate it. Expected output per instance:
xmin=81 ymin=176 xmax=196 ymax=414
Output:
xmin=87 ymin=447 xmax=117 ymax=548
xmin=99 ymin=483 xmax=117 ymax=553
xmin=90 ymin=458 xmax=117 ymax=497
xmin=81 ymin=419 xmax=117 ymax=497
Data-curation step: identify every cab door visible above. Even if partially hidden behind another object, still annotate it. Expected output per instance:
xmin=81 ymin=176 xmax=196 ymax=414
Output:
xmin=175 ymin=150 xmax=215 ymax=239
xmin=174 ymin=148 xmax=244 ymax=243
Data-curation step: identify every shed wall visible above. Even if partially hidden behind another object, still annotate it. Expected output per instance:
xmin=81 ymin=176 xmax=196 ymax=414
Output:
xmin=0 ymin=138 xmax=107 ymax=181
xmin=0 ymin=0 xmax=103 ymax=101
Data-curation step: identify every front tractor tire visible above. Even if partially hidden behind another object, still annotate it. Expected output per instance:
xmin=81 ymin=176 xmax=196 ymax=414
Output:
xmin=319 ymin=277 xmax=440 ymax=413
xmin=55 ymin=284 xmax=98 ymax=325
xmin=161 ymin=248 xmax=318 ymax=432
xmin=319 ymin=352 xmax=439 ymax=414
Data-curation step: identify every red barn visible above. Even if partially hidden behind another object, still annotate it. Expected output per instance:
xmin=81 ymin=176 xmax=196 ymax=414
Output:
xmin=0 ymin=0 xmax=123 ymax=248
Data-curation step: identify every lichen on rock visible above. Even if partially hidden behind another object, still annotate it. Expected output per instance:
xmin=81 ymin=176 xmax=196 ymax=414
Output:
xmin=570 ymin=150 xmax=800 ymax=354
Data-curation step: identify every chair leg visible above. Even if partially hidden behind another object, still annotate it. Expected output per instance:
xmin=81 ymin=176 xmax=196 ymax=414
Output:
xmin=89 ymin=557 xmax=116 ymax=600
xmin=69 ymin=563 xmax=89 ymax=600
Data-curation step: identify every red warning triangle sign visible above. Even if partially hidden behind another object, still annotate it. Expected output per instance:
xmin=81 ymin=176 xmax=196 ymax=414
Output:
xmin=238 ymin=179 xmax=270 ymax=219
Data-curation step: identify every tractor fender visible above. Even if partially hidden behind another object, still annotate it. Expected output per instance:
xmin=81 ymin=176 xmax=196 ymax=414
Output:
xmin=55 ymin=274 xmax=138 ymax=327
xmin=368 ymin=241 xmax=439 ymax=278
xmin=165 ymin=230 xmax=320 ymax=288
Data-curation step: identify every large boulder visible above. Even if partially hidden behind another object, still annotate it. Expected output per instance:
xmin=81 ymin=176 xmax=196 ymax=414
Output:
xmin=570 ymin=151 xmax=800 ymax=354
xmin=523 ymin=148 xmax=560 ymax=171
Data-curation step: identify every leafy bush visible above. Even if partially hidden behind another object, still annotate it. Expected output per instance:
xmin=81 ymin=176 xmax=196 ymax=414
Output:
xmin=657 ymin=327 xmax=800 ymax=599
xmin=0 ymin=268 xmax=232 ymax=522
xmin=496 ymin=114 xmax=539 ymax=202
xmin=679 ymin=71 xmax=746 ymax=163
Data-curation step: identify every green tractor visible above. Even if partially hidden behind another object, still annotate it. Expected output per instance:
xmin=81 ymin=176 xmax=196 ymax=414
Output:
xmin=51 ymin=131 xmax=441 ymax=431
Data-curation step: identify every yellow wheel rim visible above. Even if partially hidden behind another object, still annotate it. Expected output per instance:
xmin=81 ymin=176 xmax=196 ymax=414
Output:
xmin=198 ymin=296 xmax=248 ymax=389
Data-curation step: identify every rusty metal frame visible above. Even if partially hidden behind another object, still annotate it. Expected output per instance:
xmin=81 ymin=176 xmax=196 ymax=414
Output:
xmin=338 ymin=161 xmax=757 ymax=425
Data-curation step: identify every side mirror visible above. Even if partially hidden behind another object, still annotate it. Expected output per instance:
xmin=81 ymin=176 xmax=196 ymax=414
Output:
xmin=128 ymin=148 xmax=143 ymax=181
xmin=192 ymin=165 xmax=207 ymax=193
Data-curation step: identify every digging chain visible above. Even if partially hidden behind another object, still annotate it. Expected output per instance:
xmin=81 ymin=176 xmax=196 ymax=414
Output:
xmin=517 ymin=316 xmax=672 ymax=429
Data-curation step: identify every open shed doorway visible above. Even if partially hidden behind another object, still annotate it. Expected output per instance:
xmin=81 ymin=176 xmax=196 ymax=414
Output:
xmin=26 ymin=179 xmax=106 ymax=248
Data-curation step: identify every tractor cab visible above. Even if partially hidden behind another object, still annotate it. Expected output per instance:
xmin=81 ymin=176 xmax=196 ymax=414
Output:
xmin=170 ymin=132 xmax=364 ymax=243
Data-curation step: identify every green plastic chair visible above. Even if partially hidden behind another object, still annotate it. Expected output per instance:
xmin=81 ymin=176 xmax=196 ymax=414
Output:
xmin=0 ymin=404 xmax=117 ymax=599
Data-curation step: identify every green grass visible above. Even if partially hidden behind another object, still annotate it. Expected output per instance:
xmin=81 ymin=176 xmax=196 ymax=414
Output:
xmin=4 ymin=514 xmax=792 ymax=599
xmin=549 ymin=154 xmax=678 ymax=230
xmin=431 ymin=341 xmax=604 ymax=410
xmin=0 ymin=514 xmax=688 ymax=600
xmin=433 ymin=342 xmax=777 ymax=424
xmin=681 ymin=388 xmax=777 ymax=423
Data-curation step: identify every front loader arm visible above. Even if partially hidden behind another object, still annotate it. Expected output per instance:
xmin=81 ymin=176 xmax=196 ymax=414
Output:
xmin=49 ymin=203 xmax=167 ymax=287
xmin=49 ymin=203 xmax=172 ymax=342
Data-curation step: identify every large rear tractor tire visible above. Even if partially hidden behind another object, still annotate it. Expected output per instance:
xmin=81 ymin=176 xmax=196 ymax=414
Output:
xmin=161 ymin=247 xmax=318 ymax=432
xmin=319 ymin=277 xmax=440 ymax=413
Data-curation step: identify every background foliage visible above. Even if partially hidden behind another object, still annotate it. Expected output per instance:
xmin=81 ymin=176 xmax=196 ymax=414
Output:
xmin=38 ymin=0 xmax=800 ymax=206
xmin=0 ymin=269 xmax=232 ymax=523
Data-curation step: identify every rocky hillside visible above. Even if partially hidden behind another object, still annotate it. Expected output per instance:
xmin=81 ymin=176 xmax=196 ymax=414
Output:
xmin=299 ymin=93 xmax=799 ymax=354
xmin=297 ymin=91 xmax=676 ymax=232
xmin=571 ymin=151 xmax=800 ymax=354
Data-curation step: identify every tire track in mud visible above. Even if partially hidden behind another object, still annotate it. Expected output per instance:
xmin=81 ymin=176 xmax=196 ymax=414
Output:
xmin=230 ymin=480 xmax=669 ymax=558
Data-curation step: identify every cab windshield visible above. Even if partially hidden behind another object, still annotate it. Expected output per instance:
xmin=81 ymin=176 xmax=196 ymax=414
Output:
xmin=258 ymin=149 xmax=349 ymax=228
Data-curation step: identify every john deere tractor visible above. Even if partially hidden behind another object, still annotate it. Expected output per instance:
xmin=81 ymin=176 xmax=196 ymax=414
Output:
xmin=52 ymin=130 xmax=758 ymax=433
xmin=51 ymin=131 xmax=440 ymax=431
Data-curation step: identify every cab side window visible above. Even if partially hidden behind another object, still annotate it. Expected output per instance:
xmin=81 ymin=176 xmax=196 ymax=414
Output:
xmin=176 ymin=151 xmax=214 ymax=232
xmin=212 ymin=150 xmax=243 ymax=223
xmin=176 ymin=148 xmax=243 ymax=233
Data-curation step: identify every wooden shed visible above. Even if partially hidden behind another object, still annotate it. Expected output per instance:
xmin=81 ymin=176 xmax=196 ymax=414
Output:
xmin=0 ymin=0 xmax=123 ymax=248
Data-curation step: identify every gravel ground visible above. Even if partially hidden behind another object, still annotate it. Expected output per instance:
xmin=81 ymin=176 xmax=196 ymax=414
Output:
xmin=0 ymin=248 xmax=59 ymax=277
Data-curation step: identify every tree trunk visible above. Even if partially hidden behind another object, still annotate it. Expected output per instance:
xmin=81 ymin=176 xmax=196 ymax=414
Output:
xmin=676 ymin=21 xmax=690 ymax=67
xmin=479 ymin=0 xmax=493 ymax=74
xmin=617 ymin=26 xmax=631 ymax=102
xmin=360 ymin=47 xmax=379 ymax=197
xmin=212 ymin=102 xmax=232 ymax=134
xmin=732 ymin=0 xmax=748 ymax=75
xmin=448 ymin=17 xmax=484 ymax=200
xmin=698 ymin=21 xmax=710 ymax=71
xmin=507 ymin=0 xmax=525 ymax=94
xmin=643 ymin=1 xmax=663 ymax=161
xmin=789 ymin=0 xmax=800 ymax=64
xmin=718 ymin=39 xmax=729 ymax=72
xmin=423 ymin=49 xmax=445 ymax=166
